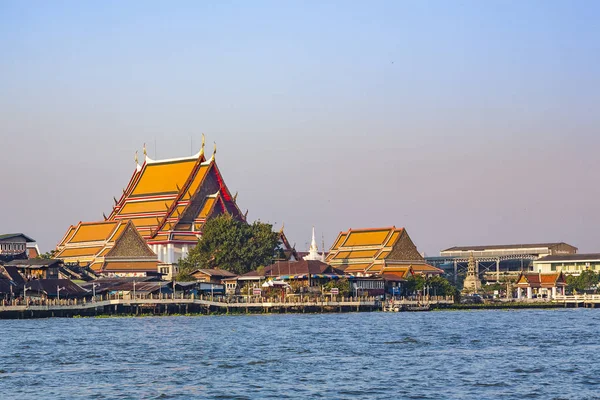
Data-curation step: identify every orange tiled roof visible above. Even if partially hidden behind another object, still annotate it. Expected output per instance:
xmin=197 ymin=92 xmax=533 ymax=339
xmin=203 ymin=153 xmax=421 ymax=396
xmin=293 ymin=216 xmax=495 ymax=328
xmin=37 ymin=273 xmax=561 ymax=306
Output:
xmin=407 ymin=264 xmax=444 ymax=274
xmin=517 ymin=272 xmax=566 ymax=288
xmin=328 ymin=226 xmax=406 ymax=265
xmin=343 ymin=263 xmax=373 ymax=273
xmin=108 ymin=147 xmax=243 ymax=245
xmin=131 ymin=159 xmax=197 ymax=196
xmin=333 ymin=249 xmax=379 ymax=260
xmin=55 ymin=220 xmax=157 ymax=274
xmin=69 ymin=221 xmax=121 ymax=243
xmin=341 ymin=228 xmax=395 ymax=247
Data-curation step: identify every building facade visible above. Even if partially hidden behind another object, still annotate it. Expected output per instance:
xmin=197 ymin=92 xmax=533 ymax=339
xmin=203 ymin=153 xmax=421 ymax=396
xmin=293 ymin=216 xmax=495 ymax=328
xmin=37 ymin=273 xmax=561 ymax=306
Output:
xmin=533 ymin=254 xmax=600 ymax=275
xmin=0 ymin=233 xmax=36 ymax=263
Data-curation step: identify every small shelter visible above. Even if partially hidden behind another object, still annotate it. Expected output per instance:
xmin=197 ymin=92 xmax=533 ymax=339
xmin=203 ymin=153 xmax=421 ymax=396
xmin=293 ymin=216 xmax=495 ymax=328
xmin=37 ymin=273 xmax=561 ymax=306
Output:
xmin=515 ymin=272 xmax=567 ymax=299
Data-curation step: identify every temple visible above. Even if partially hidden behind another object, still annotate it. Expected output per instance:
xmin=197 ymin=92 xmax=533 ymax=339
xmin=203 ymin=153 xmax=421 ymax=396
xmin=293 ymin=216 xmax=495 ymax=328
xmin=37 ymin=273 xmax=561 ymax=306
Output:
xmin=303 ymin=227 xmax=325 ymax=262
xmin=326 ymin=226 xmax=443 ymax=277
xmin=275 ymin=225 xmax=299 ymax=261
xmin=107 ymin=136 xmax=244 ymax=277
xmin=55 ymin=220 xmax=158 ymax=277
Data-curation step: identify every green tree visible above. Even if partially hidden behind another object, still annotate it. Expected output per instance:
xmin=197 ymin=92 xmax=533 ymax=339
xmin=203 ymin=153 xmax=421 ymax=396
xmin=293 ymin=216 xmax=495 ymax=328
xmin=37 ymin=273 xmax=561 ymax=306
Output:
xmin=177 ymin=215 xmax=279 ymax=279
xmin=324 ymin=278 xmax=351 ymax=297
xmin=36 ymin=250 xmax=56 ymax=259
xmin=566 ymin=270 xmax=599 ymax=294
xmin=405 ymin=274 xmax=457 ymax=297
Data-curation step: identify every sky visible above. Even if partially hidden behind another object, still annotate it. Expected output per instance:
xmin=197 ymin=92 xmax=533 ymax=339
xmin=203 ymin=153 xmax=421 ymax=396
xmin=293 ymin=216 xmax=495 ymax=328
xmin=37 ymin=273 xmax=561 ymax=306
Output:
xmin=1 ymin=0 xmax=599 ymax=255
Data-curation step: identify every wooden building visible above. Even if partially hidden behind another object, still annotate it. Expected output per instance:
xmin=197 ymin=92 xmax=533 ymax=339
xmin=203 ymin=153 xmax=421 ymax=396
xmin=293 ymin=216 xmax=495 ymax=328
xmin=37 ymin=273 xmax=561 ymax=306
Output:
xmin=190 ymin=268 xmax=237 ymax=284
xmin=107 ymin=137 xmax=244 ymax=279
xmin=234 ymin=260 xmax=343 ymax=295
xmin=25 ymin=279 xmax=88 ymax=299
xmin=4 ymin=259 xmax=61 ymax=280
xmin=0 ymin=233 xmax=36 ymax=263
xmin=55 ymin=220 xmax=158 ymax=277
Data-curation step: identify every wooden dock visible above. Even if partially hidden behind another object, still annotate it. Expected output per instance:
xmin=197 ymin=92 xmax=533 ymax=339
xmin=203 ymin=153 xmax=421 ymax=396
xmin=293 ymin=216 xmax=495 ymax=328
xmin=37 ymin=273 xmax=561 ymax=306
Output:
xmin=553 ymin=294 xmax=600 ymax=308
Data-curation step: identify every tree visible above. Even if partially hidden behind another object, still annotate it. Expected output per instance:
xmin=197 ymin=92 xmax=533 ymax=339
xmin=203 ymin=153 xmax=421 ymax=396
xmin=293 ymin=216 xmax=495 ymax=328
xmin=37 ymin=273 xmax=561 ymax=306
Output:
xmin=177 ymin=215 xmax=279 ymax=279
xmin=324 ymin=278 xmax=351 ymax=297
xmin=36 ymin=250 xmax=56 ymax=259
xmin=405 ymin=274 xmax=457 ymax=297
xmin=566 ymin=270 xmax=599 ymax=294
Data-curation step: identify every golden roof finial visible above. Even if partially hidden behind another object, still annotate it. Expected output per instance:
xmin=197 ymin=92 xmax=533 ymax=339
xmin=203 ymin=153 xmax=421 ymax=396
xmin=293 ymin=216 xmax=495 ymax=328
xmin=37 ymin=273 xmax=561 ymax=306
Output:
xmin=143 ymin=143 xmax=147 ymax=156
xmin=199 ymin=133 xmax=206 ymax=159
xmin=244 ymin=209 xmax=249 ymax=219
xmin=233 ymin=191 xmax=238 ymax=202
xmin=279 ymin=222 xmax=285 ymax=234
xmin=134 ymin=151 xmax=138 ymax=164
xmin=213 ymin=141 xmax=217 ymax=157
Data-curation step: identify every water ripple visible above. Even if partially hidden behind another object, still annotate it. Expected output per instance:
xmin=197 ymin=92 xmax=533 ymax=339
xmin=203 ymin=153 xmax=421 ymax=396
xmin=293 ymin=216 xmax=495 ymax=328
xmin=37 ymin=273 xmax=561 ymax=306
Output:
xmin=1 ymin=309 xmax=599 ymax=399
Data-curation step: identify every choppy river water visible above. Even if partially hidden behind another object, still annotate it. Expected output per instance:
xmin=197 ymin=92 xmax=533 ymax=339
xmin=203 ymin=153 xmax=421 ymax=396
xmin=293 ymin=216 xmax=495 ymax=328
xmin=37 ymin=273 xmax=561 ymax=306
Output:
xmin=2 ymin=309 xmax=600 ymax=399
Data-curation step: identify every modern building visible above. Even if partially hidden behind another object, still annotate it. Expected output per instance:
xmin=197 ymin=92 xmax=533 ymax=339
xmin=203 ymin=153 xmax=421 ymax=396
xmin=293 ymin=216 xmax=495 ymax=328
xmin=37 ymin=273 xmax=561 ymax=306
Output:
xmin=533 ymin=253 xmax=600 ymax=275
xmin=55 ymin=220 xmax=159 ymax=277
xmin=106 ymin=137 xmax=244 ymax=278
xmin=430 ymin=242 xmax=578 ymax=283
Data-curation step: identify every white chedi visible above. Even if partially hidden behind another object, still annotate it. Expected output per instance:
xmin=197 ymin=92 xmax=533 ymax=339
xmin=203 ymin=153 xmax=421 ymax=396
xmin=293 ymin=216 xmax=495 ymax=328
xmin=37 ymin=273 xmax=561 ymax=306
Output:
xmin=303 ymin=227 xmax=325 ymax=262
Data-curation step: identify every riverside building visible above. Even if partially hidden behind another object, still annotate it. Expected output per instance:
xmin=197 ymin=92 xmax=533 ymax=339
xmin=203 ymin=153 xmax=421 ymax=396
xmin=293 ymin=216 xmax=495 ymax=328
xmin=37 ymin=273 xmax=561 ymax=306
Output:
xmin=429 ymin=242 xmax=578 ymax=283
xmin=533 ymin=253 xmax=600 ymax=275
xmin=105 ymin=136 xmax=244 ymax=279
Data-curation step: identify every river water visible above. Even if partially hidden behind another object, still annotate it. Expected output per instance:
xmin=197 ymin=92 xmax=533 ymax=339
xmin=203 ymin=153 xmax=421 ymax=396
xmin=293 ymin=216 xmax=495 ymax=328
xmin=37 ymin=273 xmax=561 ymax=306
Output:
xmin=1 ymin=309 xmax=599 ymax=399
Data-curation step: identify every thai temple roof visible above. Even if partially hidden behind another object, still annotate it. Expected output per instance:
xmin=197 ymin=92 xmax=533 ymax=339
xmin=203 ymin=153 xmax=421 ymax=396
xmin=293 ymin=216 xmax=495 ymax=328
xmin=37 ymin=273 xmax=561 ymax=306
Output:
xmin=327 ymin=226 xmax=442 ymax=277
xmin=55 ymin=220 xmax=158 ymax=274
xmin=108 ymin=136 xmax=244 ymax=245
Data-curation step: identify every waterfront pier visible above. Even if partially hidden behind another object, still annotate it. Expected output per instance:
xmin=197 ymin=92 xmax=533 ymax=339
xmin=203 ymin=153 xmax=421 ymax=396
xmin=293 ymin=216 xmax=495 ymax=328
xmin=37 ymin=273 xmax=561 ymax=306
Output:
xmin=0 ymin=294 xmax=455 ymax=318
xmin=553 ymin=294 xmax=600 ymax=308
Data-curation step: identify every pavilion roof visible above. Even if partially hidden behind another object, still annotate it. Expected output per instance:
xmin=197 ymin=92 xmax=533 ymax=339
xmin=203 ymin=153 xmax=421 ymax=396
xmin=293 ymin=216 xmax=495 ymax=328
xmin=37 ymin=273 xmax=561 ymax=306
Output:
xmin=516 ymin=272 xmax=566 ymax=288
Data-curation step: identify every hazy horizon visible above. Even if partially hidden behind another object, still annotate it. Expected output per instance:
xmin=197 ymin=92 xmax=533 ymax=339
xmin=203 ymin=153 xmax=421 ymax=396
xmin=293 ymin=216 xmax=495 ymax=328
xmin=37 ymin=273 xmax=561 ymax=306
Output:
xmin=1 ymin=1 xmax=599 ymax=255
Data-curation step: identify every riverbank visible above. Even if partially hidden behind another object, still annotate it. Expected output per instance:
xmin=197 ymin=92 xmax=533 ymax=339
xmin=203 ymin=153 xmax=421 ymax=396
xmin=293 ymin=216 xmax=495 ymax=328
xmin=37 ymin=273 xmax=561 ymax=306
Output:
xmin=2 ymin=299 xmax=581 ymax=319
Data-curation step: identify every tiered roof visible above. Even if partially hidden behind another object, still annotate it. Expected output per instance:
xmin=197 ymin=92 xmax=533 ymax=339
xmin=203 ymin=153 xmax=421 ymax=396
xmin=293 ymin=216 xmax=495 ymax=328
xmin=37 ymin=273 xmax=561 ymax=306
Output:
xmin=108 ymin=139 xmax=244 ymax=245
xmin=516 ymin=272 xmax=567 ymax=288
xmin=55 ymin=220 xmax=158 ymax=274
xmin=327 ymin=226 xmax=442 ymax=277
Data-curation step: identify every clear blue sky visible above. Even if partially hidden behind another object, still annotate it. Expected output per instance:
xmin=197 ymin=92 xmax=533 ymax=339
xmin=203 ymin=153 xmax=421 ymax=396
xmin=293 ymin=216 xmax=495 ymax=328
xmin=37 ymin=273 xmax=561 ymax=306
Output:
xmin=1 ymin=0 xmax=599 ymax=254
